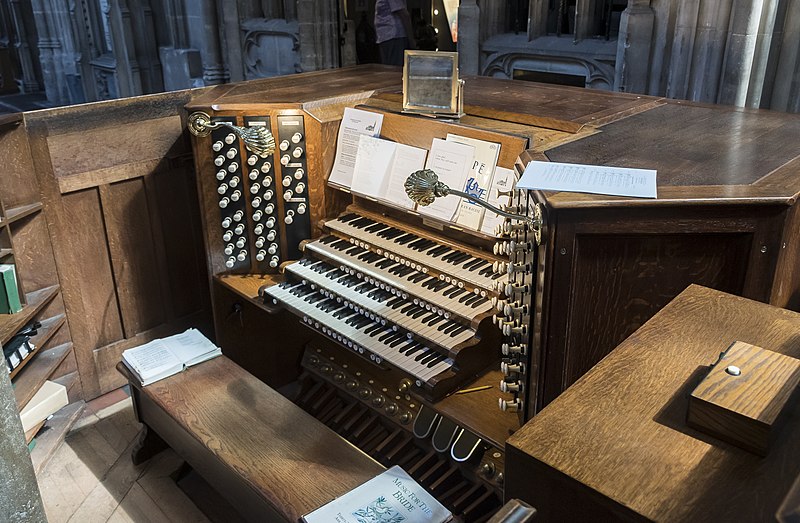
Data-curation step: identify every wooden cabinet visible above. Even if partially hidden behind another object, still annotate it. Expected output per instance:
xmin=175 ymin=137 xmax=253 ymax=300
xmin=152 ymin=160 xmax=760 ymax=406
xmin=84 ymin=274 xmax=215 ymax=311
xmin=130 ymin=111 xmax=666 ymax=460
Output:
xmin=521 ymin=100 xmax=800 ymax=416
xmin=0 ymin=114 xmax=77 ymax=441
xmin=505 ymin=285 xmax=800 ymax=521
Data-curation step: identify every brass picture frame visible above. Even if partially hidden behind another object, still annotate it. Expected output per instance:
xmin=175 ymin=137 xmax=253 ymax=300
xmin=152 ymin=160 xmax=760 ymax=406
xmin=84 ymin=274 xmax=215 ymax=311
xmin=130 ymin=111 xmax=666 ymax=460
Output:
xmin=402 ymin=51 xmax=464 ymax=118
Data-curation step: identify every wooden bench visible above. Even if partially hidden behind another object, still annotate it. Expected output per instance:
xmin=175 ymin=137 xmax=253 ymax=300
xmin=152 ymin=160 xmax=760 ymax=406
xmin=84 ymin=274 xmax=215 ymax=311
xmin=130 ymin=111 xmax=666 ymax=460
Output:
xmin=118 ymin=355 xmax=385 ymax=522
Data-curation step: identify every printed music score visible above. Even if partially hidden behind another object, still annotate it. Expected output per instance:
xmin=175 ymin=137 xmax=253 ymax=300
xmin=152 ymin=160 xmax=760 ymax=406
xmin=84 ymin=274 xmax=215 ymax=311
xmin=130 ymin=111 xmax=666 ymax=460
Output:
xmin=519 ymin=161 xmax=657 ymax=198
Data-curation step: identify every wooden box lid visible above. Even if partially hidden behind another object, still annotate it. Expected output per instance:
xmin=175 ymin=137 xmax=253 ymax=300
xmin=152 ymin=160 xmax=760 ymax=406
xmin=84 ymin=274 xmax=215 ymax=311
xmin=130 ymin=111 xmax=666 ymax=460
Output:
xmin=688 ymin=341 xmax=800 ymax=456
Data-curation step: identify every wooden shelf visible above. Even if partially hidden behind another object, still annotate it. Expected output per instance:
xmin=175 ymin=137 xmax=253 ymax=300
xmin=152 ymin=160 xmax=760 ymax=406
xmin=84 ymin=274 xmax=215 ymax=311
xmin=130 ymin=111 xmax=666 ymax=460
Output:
xmin=0 ymin=248 xmax=13 ymax=258
xmin=1 ymin=202 xmax=43 ymax=227
xmin=29 ymin=401 xmax=85 ymax=475
xmin=0 ymin=112 xmax=22 ymax=130
xmin=0 ymin=284 xmax=60 ymax=346
xmin=13 ymin=342 xmax=72 ymax=411
xmin=215 ymin=273 xmax=282 ymax=304
xmin=8 ymin=313 xmax=66 ymax=380
xmin=53 ymin=370 xmax=80 ymax=398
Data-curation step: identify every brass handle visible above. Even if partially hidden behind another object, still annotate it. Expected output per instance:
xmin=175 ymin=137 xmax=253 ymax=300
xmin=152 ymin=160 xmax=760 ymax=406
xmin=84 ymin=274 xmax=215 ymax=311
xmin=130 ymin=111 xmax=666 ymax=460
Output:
xmin=188 ymin=111 xmax=276 ymax=157
xmin=404 ymin=168 xmax=543 ymax=244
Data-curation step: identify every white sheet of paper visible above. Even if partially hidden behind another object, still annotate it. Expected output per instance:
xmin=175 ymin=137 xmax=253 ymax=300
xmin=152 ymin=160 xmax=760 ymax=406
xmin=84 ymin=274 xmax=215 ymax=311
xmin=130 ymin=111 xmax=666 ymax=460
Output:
xmin=418 ymin=138 xmax=474 ymax=222
xmin=479 ymin=166 xmax=517 ymax=235
xmin=328 ymin=108 xmax=384 ymax=189
xmin=351 ymin=135 xmax=397 ymax=199
xmin=383 ymin=143 xmax=428 ymax=209
xmin=447 ymin=134 xmax=500 ymax=230
xmin=518 ymin=161 xmax=657 ymax=198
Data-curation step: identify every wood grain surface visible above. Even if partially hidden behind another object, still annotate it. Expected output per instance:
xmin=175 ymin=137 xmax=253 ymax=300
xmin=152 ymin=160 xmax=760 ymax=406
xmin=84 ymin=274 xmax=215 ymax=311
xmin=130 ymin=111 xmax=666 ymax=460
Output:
xmin=688 ymin=341 xmax=800 ymax=455
xmin=127 ymin=355 xmax=384 ymax=522
xmin=506 ymin=285 xmax=800 ymax=522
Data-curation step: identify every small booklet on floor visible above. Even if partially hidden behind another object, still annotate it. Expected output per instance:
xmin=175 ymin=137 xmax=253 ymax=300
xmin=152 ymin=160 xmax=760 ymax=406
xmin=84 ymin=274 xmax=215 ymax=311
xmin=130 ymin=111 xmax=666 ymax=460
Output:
xmin=121 ymin=328 xmax=221 ymax=386
xmin=302 ymin=465 xmax=452 ymax=523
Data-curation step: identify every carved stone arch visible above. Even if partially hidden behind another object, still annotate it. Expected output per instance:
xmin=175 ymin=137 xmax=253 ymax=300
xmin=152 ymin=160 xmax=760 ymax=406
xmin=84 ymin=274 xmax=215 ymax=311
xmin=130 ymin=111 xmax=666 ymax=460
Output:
xmin=482 ymin=51 xmax=615 ymax=89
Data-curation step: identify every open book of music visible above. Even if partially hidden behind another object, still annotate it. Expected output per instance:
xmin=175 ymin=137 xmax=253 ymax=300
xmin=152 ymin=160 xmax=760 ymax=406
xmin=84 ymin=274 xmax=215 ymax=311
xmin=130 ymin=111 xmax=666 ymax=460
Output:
xmin=121 ymin=328 xmax=221 ymax=386
xmin=302 ymin=466 xmax=453 ymax=523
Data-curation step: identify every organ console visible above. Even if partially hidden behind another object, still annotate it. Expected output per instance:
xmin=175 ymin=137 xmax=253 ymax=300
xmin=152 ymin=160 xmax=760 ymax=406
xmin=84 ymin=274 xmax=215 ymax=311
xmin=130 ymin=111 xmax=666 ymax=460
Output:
xmin=186 ymin=67 xmax=800 ymax=521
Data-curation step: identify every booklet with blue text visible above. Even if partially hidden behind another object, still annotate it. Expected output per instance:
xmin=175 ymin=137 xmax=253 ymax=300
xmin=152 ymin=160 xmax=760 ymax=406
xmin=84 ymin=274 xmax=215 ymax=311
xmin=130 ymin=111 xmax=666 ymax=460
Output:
xmin=302 ymin=466 xmax=452 ymax=523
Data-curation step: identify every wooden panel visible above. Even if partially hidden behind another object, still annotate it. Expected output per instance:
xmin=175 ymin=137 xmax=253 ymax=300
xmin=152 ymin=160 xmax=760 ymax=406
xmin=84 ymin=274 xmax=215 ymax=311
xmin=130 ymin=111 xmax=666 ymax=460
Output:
xmin=506 ymin=286 xmax=800 ymax=522
xmin=8 ymin=212 xmax=60 ymax=293
xmin=99 ymin=179 xmax=165 ymax=337
xmin=562 ymin=232 xmax=751 ymax=387
xmin=149 ymin=167 xmax=209 ymax=320
xmin=772 ymin=203 xmax=800 ymax=311
xmin=374 ymin=110 xmax=528 ymax=170
xmin=213 ymin=278 xmax=310 ymax=389
xmin=62 ymin=189 xmax=125 ymax=348
xmin=0 ymin=123 xmax=40 ymax=209
xmin=48 ymin=115 xmax=185 ymax=179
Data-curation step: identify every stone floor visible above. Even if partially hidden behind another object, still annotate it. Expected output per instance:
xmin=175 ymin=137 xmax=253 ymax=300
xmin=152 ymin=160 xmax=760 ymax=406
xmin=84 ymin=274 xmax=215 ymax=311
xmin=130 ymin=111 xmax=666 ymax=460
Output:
xmin=35 ymin=390 xmax=213 ymax=523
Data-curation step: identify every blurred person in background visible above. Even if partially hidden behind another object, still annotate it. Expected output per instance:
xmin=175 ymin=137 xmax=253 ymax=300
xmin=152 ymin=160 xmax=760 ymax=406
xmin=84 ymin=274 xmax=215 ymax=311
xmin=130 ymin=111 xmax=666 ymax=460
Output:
xmin=374 ymin=0 xmax=416 ymax=66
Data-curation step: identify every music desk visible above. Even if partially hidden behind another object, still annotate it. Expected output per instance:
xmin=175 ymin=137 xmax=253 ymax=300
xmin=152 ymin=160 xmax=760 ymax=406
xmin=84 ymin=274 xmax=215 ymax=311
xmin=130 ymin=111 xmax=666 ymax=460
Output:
xmin=505 ymin=285 xmax=800 ymax=522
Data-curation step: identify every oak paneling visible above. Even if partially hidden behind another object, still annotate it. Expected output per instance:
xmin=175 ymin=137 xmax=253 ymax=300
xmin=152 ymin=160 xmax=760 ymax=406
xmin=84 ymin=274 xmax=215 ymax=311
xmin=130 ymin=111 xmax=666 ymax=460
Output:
xmin=99 ymin=179 xmax=165 ymax=337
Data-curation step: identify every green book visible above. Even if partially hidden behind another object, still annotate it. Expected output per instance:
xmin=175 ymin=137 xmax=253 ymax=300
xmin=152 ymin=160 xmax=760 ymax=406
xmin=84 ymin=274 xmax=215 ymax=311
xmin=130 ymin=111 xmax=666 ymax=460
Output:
xmin=0 ymin=264 xmax=22 ymax=314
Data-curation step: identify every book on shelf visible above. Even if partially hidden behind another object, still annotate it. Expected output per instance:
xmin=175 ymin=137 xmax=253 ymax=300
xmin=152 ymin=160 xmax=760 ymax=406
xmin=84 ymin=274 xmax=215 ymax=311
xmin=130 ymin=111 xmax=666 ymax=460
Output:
xmin=302 ymin=465 xmax=452 ymax=523
xmin=19 ymin=380 xmax=68 ymax=432
xmin=121 ymin=328 xmax=222 ymax=386
xmin=0 ymin=263 xmax=22 ymax=314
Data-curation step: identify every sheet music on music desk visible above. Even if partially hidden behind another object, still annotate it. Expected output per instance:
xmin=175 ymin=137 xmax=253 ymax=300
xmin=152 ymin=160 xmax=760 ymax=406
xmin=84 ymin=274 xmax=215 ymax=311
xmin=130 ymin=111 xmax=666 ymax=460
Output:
xmin=418 ymin=138 xmax=474 ymax=222
xmin=519 ymin=161 xmax=657 ymax=198
xmin=385 ymin=143 xmax=428 ymax=209
xmin=329 ymin=108 xmax=384 ymax=188
xmin=351 ymin=135 xmax=396 ymax=198
xmin=447 ymin=134 xmax=501 ymax=230
xmin=351 ymin=136 xmax=427 ymax=209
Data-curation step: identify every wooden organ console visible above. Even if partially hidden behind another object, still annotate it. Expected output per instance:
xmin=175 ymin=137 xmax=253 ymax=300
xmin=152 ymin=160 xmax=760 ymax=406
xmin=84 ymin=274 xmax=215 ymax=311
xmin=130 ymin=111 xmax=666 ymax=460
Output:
xmin=185 ymin=67 xmax=800 ymax=520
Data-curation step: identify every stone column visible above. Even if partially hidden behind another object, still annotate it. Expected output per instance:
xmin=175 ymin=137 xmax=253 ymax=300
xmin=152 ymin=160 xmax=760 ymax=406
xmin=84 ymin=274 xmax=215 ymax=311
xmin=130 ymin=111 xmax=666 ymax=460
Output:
xmin=686 ymin=0 xmax=732 ymax=102
xmin=296 ymin=0 xmax=339 ymax=71
xmin=8 ymin=0 xmax=41 ymax=93
xmin=459 ymin=0 xmax=479 ymax=75
xmin=185 ymin=0 xmax=228 ymax=84
xmin=646 ymin=0 xmax=679 ymax=96
xmin=126 ymin=0 xmax=163 ymax=94
xmin=479 ymin=0 xmax=507 ymax=44
xmin=665 ymin=0 xmax=699 ymax=100
xmin=0 ymin=367 xmax=46 ymax=523
xmin=574 ymin=0 xmax=597 ymax=42
xmin=769 ymin=0 xmax=800 ymax=112
xmin=217 ymin=0 xmax=244 ymax=83
xmin=528 ymin=0 xmax=549 ymax=39
xmin=107 ymin=0 xmax=144 ymax=97
xmin=613 ymin=0 xmax=654 ymax=94
xmin=717 ymin=0 xmax=780 ymax=107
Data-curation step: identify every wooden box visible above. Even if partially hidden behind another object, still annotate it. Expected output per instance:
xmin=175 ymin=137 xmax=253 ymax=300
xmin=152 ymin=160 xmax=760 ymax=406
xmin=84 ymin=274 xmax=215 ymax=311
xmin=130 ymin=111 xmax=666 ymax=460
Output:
xmin=688 ymin=341 xmax=800 ymax=456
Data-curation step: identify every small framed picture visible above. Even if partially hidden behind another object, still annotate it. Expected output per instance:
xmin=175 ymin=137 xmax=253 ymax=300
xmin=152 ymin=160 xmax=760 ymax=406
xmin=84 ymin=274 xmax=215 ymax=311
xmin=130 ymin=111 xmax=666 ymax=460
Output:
xmin=403 ymin=51 xmax=463 ymax=118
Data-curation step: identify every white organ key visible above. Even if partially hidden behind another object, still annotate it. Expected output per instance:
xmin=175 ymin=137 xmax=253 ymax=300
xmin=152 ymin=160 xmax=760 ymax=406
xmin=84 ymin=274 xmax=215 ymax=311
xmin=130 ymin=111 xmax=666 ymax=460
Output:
xmin=305 ymin=239 xmax=494 ymax=322
xmin=325 ymin=214 xmax=506 ymax=291
xmin=265 ymin=282 xmax=453 ymax=382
